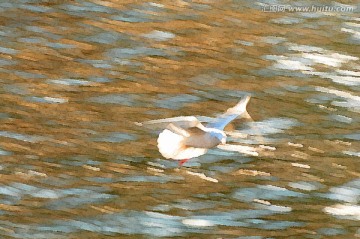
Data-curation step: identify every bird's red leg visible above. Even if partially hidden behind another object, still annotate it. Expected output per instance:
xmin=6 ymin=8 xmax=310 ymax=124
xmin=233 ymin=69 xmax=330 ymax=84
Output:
xmin=179 ymin=158 xmax=190 ymax=166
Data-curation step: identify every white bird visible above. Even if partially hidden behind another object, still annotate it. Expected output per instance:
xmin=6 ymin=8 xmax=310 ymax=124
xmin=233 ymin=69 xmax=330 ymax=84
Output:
xmin=137 ymin=96 xmax=251 ymax=166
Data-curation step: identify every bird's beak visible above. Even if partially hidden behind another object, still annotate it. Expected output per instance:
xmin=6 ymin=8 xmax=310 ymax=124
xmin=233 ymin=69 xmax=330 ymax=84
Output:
xmin=221 ymin=138 xmax=226 ymax=145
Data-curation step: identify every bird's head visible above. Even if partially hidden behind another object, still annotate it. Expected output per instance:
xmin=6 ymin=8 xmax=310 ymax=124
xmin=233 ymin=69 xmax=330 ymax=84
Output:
xmin=209 ymin=130 xmax=227 ymax=145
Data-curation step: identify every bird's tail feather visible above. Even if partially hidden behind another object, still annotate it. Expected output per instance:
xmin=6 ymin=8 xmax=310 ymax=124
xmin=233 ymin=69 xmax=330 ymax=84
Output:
xmin=226 ymin=95 xmax=251 ymax=115
xmin=207 ymin=95 xmax=251 ymax=130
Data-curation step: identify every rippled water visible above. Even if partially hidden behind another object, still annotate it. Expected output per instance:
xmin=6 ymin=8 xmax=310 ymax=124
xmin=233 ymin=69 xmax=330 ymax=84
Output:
xmin=0 ymin=0 xmax=359 ymax=238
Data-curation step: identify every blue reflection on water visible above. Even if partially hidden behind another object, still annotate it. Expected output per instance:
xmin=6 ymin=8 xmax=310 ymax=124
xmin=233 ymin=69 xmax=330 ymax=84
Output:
xmin=319 ymin=178 xmax=360 ymax=204
xmin=0 ymin=131 xmax=47 ymax=143
xmin=233 ymin=184 xmax=307 ymax=202
xmin=154 ymin=94 xmax=202 ymax=109
xmin=108 ymin=47 xmax=168 ymax=59
xmin=26 ymin=96 xmax=67 ymax=104
xmin=91 ymin=132 xmax=136 ymax=143
xmin=120 ymin=175 xmax=184 ymax=183
xmin=4 ymin=84 xmax=29 ymax=95
xmin=317 ymin=227 xmax=346 ymax=236
xmin=0 ymin=59 xmax=16 ymax=66
xmin=0 ymin=148 xmax=12 ymax=156
xmin=60 ymin=1 xmax=115 ymax=14
xmin=5 ymin=208 xmax=304 ymax=238
xmin=85 ymin=32 xmax=129 ymax=44
xmin=0 ymin=46 xmax=18 ymax=54
xmin=48 ymin=79 xmax=92 ymax=86
xmin=242 ymin=117 xmax=300 ymax=135
xmin=88 ymin=94 xmax=140 ymax=106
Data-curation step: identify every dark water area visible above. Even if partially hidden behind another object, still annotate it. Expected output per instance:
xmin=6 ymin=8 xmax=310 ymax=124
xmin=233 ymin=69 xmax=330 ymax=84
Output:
xmin=0 ymin=0 xmax=359 ymax=238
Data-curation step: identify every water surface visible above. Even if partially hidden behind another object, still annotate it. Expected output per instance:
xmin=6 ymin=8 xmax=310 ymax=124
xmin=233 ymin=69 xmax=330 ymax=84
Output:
xmin=0 ymin=0 xmax=359 ymax=238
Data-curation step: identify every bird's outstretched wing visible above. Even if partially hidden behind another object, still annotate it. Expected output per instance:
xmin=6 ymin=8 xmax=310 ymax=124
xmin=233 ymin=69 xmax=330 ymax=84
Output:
xmin=135 ymin=116 xmax=201 ymax=130
xmin=207 ymin=96 xmax=251 ymax=130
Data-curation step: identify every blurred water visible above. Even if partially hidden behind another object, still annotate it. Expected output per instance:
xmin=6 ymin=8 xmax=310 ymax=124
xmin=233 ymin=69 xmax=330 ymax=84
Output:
xmin=0 ymin=0 xmax=359 ymax=238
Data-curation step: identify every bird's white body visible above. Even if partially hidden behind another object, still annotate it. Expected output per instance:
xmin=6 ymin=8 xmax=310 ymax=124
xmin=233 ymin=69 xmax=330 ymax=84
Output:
xmin=158 ymin=129 xmax=208 ymax=160
xmin=157 ymin=127 xmax=226 ymax=160
xmin=140 ymin=96 xmax=251 ymax=162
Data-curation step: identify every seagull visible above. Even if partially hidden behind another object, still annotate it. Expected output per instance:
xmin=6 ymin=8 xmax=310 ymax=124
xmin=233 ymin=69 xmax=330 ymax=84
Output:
xmin=138 ymin=96 xmax=251 ymax=166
